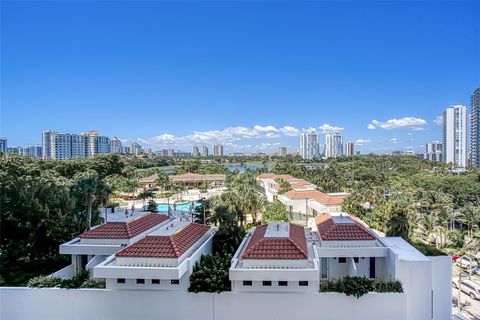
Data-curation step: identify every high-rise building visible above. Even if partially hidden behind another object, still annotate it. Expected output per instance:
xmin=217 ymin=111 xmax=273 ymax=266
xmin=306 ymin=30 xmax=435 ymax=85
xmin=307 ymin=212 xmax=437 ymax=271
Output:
xmin=130 ymin=142 xmax=143 ymax=155
xmin=193 ymin=146 xmax=200 ymax=157
xmin=443 ymin=105 xmax=468 ymax=167
xmin=202 ymin=146 xmax=209 ymax=157
xmin=0 ymin=137 xmax=7 ymax=154
xmin=7 ymin=147 xmax=22 ymax=154
xmin=299 ymin=132 xmax=319 ymax=159
xmin=214 ymin=144 xmax=224 ymax=157
xmin=168 ymin=148 xmax=174 ymax=157
xmin=22 ymin=145 xmax=42 ymax=158
xmin=42 ymin=130 xmax=110 ymax=160
xmin=122 ymin=146 xmax=131 ymax=154
xmin=325 ymin=133 xmax=344 ymax=158
xmin=109 ymin=137 xmax=123 ymax=154
xmin=471 ymin=87 xmax=480 ymax=167
xmin=345 ymin=141 xmax=354 ymax=157
xmin=278 ymin=146 xmax=287 ymax=157
xmin=424 ymin=141 xmax=443 ymax=162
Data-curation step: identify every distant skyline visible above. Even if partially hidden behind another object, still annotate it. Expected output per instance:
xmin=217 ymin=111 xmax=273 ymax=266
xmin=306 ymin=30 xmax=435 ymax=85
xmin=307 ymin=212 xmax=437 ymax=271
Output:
xmin=2 ymin=1 xmax=479 ymax=153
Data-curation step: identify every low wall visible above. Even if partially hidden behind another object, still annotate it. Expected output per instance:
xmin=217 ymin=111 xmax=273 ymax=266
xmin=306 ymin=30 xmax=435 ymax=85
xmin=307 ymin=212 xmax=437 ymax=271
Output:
xmin=0 ymin=287 xmax=406 ymax=320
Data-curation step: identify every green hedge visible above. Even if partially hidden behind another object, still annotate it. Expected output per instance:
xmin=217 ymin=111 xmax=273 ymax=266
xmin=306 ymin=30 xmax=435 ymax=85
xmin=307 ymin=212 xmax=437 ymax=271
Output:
xmin=27 ymin=270 xmax=105 ymax=289
xmin=409 ymin=239 xmax=446 ymax=256
xmin=320 ymin=276 xmax=403 ymax=298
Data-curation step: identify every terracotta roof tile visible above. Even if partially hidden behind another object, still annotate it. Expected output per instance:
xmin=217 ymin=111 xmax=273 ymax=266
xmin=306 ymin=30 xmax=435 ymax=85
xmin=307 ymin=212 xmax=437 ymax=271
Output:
xmin=115 ymin=223 xmax=211 ymax=258
xmin=242 ymin=224 xmax=308 ymax=260
xmin=315 ymin=213 xmax=376 ymax=241
xmin=283 ymin=190 xmax=345 ymax=205
xmin=80 ymin=214 xmax=169 ymax=239
xmin=257 ymin=173 xmax=277 ymax=179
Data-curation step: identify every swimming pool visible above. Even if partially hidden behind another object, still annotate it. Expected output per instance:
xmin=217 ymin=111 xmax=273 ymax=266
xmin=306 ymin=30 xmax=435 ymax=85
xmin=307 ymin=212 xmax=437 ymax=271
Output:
xmin=148 ymin=201 xmax=201 ymax=212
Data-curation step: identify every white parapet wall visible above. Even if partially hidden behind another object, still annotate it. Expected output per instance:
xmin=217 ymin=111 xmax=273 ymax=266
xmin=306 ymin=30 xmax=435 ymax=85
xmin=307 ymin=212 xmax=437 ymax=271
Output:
xmin=0 ymin=287 xmax=408 ymax=320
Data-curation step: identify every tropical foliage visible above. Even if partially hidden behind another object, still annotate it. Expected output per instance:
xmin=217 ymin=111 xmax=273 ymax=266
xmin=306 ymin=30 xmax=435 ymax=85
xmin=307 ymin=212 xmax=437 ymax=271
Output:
xmin=262 ymin=201 xmax=289 ymax=224
xmin=320 ymin=276 xmax=403 ymax=298
xmin=188 ymin=254 xmax=232 ymax=293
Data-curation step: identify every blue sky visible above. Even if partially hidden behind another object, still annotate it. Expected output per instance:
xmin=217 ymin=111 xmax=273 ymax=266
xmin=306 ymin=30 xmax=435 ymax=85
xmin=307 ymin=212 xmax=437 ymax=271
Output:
xmin=2 ymin=1 xmax=479 ymax=154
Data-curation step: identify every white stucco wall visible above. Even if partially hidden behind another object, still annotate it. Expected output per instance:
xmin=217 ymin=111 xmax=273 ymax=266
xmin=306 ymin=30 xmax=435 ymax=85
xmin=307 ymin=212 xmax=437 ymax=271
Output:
xmin=0 ymin=287 xmax=407 ymax=320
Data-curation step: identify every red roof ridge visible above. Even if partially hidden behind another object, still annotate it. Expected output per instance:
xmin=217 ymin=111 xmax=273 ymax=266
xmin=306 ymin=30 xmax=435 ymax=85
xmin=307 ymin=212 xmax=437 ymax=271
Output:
xmin=315 ymin=213 xmax=376 ymax=241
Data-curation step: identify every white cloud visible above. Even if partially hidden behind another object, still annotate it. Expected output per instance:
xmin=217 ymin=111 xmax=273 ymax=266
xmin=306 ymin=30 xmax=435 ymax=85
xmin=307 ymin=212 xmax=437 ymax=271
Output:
xmin=265 ymin=132 xmax=280 ymax=138
xmin=355 ymin=139 xmax=371 ymax=146
xmin=254 ymin=125 xmax=278 ymax=132
xmin=434 ymin=116 xmax=443 ymax=125
xmin=368 ymin=117 xmax=427 ymax=130
xmin=318 ymin=123 xmax=344 ymax=134
xmin=279 ymin=126 xmax=300 ymax=136
xmin=367 ymin=124 xmax=376 ymax=130
xmin=390 ymin=138 xmax=398 ymax=144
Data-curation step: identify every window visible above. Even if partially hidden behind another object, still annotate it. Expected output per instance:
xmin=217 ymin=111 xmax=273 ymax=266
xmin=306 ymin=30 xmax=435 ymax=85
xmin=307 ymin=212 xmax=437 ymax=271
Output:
xmin=339 ymin=257 xmax=347 ymax=263
xmin=262 ymin=281 xmax=272 ymax=286
xmin=278 ymin=281 xmax=288 ymax=287
xmin=243 ymin=281 xmax=252 ymax=286
xmin=117 ymin=278 xmax=125 ymax=284
xmin=136 ymin=279 xmax=145 ymax=284
xmin=299 ymin=281 xmax=309 ymax=286
xmin=171 ymin=279 xmax=180 ymax=285
xmin=152 ymin=279 xmax=160 ymax=285
xmin=353 ymin=257 xmax=359 ymax=263
xmin=321 ymin=258 xmax=328 ymax=278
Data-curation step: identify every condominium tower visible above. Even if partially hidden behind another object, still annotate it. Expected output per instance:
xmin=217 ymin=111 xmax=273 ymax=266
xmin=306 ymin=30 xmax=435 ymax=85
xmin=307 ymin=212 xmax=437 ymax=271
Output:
xmin=325 ymin=133 xmax=344 ymax=158
xmin=471 ymin=87 xmax=480 ymax=167
xmin=299 ymin=132 xmax=319 ymax=159
xmin=442 ymin=105 xmax=468 ymax=167
xmin=213 ymin=144 xmax=224 ymax=157
xmin=278 ymin=146 xmax=287 ymax=157
xmin=0 ymin=137 xmax=6 ymax=154
xmin=109 ymin=137 xmax=123 ymax=154
xmin=193 ymin=146 xmax=200 ymax=157
xmin=202 ymin=146 xmax=209 ymax=157
xmin=425 ymin=141 xmax=443 ymax=162
xmin=345 ymin=141 xmax=354 ymax=157
xmin=42 ymin=130 xmax=110 ymax=160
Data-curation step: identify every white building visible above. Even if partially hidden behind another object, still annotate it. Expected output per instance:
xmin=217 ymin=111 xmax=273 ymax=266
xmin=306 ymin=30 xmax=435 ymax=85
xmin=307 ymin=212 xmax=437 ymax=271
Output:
xmin=425 ymin=140 xmax=443 ymax=162
xmin=299 ymin=131 xmax=320 ymax=159
xmin=230 ymin=222 xmax=319 ymax=292
xmin=471 ymin=87 xmax=480 ymax=167
xmin=58 ymin=213 xmax=170 ymax=278
xmin=345 ymin=141 xmax=354 ymax=157
xmin=94 ymin=219 xmax=215 ymax=291
xmin=443 ymin=105 xmax=468 ymax=167
xmin=109 ymin=137 xmax=123 ymax=154
xmin=22 ymin=145 xmax=42 ymax=158
xmin=131 ymin=142 xmax=143 ymax=155
xmin=41 ymin=130 xmax=110 ymax=160
xmin=325 ymin=133 xmax=344 ymax=158
xmin=278 ymin=146 xmax=287 ymax=157
xmin=193 ymin=146 xmax=200 ymax=157
xmin=213 ymin=144 xmax=224 ymax=157
xmin=202 ymin=146 xmax=209 ymax=157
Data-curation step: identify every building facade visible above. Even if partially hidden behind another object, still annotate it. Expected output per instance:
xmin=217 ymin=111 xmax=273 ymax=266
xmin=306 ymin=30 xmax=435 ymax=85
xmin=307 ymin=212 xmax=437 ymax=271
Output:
xmin=213 ymin=144 xmax=224 ymax=157
xmin=425 ymin=140 xmax=443 ymax=162
xmin=471 ymin=87 xmax=480 ymax=167
xmin=22 ymin=145 xmax=42 ymax=158
xmin=41 ymin=130 xmax=110 ymax=160
xmin=299 ymin=132 xmax=319 ymax=159
xmin=278 ymin=146 xmax=287 ymax=157
xmin=325 ymin=133 xmax=344 ymax=158
xmin=442 ymin=105 xmax=468 ymax=167
xmin=202 ymin=146 xmax=209 ymax=157
xmin=130 ymin=142 xmax=143 ymax=155
xmin=345 ymin=141 xmax=354 ymax=157
xmin=0 ymin=137 xmax=7 ymax=154
xmin=109 ymin=137 xmax=123 ymax=154
xmin=193 ymin=146 xmax=200 ymax=157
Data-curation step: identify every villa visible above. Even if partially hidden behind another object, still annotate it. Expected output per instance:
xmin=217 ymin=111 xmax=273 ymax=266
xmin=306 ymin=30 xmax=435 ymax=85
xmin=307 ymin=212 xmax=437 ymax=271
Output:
xmin=140 ymin=172 xmax=226 ymax=190
xmin=94 ymin=218 xmax=215 ymax=291
xmin=56 ymin=213 xmax=170 ymax=278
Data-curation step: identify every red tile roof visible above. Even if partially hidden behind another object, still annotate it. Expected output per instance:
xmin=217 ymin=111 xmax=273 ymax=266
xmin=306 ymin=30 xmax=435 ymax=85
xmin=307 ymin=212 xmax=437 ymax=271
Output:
xmin=242 ymin=224 xmax=308 ymax=260
xmin=257 ymin=173 xmax=277 ymax=179
xmin=115 ymin=223 xmax=211 ymax=258
xmin=80 ymin=214 xmax=169 ymax=239
xmin=283 ymin=189 xmax=345 ymax=205
xmin=315 ymin=213 xmax=376 ymax=241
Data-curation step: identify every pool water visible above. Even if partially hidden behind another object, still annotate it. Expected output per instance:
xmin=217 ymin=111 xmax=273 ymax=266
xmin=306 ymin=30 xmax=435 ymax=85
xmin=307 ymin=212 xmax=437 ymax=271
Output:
xmin=149 ymin=201 xmax=200 ymax=212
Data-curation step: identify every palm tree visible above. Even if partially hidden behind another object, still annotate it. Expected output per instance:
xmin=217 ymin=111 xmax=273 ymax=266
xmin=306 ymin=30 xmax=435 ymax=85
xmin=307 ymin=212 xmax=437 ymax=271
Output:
xmin=460 ymin=205 xmax=480 ymax=239
xmin=155 ymin=171 xmax=170 ymax=192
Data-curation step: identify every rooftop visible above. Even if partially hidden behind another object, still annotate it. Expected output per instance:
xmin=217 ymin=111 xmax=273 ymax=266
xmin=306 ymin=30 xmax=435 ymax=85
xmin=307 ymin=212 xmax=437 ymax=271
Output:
xmin=315 ymin=213 xmax=377 ymax=241
xmin=115 ymin=222 xmax=211 ymax=258
xmin=241 ymin=223 xmax=308 ymax=260
xmin=80 ymin=213 xmax=169 ymax=239
xmin=283 ymin=189 xmax=345 ymax=206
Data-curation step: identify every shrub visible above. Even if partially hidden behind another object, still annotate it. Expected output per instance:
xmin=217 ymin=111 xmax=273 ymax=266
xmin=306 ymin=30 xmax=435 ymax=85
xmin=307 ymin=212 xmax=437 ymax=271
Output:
xmin=27 ymin=275 xmax=63 ymax=288
xmin=146 ymin=200 xmax=158 ymax=212
xmin=409 ymin=239 xmax=446 ymax=256
xmin=320 ymin=276 xmax=403 ymax=298
xmin=27 ymin=270 xmax=105 ymax=289
xmin=188 ymin=254 xmax=232 ymax=293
